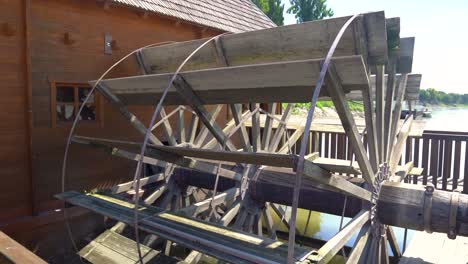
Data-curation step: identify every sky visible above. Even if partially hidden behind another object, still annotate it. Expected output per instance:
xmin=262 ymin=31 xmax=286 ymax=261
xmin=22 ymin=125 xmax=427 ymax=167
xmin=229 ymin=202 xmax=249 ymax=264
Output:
xmin=282 ymin=0 xmax=468 ymax=93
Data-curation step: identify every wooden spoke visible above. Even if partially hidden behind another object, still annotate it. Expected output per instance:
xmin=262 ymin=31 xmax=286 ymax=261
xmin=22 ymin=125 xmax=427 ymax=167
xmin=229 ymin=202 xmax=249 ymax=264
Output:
xmin=389 ymin=115 xmax=413 ymax=173
xmin=383 ymin=52 xmax=398 ymax=161
xmin=347 ymin=223 xmax=371 ymax=264
xmin=186 ymin=110 xmax=199 ymax=144
xmin=173 ymin=76 xmax=237 ymax=151
xmin=193 ymin=105 xmax=222 ymax=147
xmin=202 ymin=107 xmax=252 ymax=150
xmin=387 ymin=226 xmax=402 ymax=258
xmin=261 ymin=103 xmax=277 ymax=151
xmin=177 ymin=107 xmax=186 ymax=144
xmin=380 ymin=234 xmax=390 ymax=264
xmin=157 ymin=108 xmax=178 ymax=146
xmin=96 ymin=83 xmax=162 ymax=145
xmin=278 ymin=125 xmax=305 ymax=154
xmin=110 ymin=173 xmax=165 ymax=194
xmin=375 ymin=65 xmax=385 ymax=164
xmin=325 ymin=62 xmax=374 ymax=184
xmin=219 ymin=200 xmax=241 ymax=226
xmin=263 ymin=203 xmax=277 ymax=239
xmin=270 ymin=204 xmax=300 ymax=233
xmin=362 ymin=74 xmax=379 ymax=172
xmin=250 ymin=103 xmax=261 ymax=152
xmin=268 ymin=103 xmax=293 ymax=152
xmin=178 ymin=188 xmax=239 ymax=217
xmin=388 ymin=73 xmax=409 ymax=160
xmin=230 ymin=104 xmax=252 ymax=152
xmin=306 ymin=210 xmax=370 ymax=264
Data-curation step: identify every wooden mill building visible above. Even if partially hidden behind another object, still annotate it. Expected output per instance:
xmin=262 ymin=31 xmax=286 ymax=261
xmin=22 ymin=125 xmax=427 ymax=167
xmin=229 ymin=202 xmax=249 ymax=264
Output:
xmin=0 ymin=0 xmax=275 ymax=259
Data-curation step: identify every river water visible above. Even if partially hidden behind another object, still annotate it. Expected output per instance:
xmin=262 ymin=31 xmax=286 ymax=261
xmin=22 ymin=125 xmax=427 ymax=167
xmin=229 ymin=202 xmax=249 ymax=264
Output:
xmin=425 ymin=107 xmax=468 ymax=132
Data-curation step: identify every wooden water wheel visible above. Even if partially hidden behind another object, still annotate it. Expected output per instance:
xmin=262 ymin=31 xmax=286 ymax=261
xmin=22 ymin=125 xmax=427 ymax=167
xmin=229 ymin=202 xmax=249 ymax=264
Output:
xmin=57 ymin=11 xmax=468 ymax=264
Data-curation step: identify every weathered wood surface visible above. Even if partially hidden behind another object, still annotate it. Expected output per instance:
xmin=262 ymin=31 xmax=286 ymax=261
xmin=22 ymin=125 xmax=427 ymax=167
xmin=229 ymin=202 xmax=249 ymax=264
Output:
xmin=79 ymin=229 xmax=181 ymax=264
xmin=348 ymin=73 xmax=421 ymax=101
xmin=0 ymin=231 xmax=47 ymax=264
xmin=56 ymin=191 xmax=310 ymax=264
xmin=140 ymin=12 xmax=387 ymax=73
xmin=92 ymin=56 xmax=369 ymax=105
xmin=400 ymin=231 xmax=468 ymax=264
xmin=378 ymin=182 xmax=468 ymax=236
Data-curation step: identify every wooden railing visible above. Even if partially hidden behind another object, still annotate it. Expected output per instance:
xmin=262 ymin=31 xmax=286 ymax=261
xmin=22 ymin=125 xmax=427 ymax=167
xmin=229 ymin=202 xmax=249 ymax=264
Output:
xmin=285 ymin=129 xmax=468 ymax=194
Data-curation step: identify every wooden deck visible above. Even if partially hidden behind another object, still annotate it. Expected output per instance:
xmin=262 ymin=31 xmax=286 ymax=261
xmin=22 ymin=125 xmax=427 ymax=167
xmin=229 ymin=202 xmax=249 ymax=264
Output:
xmin=400 ymin=232 xmax=468 ymax=264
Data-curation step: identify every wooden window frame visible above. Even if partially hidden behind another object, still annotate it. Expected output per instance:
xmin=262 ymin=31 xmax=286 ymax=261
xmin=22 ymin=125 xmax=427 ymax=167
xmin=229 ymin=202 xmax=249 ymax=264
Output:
xmin=50 ymin=81 xmax=103 ymax=128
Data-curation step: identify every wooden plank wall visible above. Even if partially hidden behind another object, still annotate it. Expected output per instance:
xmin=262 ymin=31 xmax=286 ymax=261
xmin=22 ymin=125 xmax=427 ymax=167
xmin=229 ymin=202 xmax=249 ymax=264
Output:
xmin=0 ymin=0 xmax=223 ymax=221
xmin=0 ymin=0 xmax=32 ymax=221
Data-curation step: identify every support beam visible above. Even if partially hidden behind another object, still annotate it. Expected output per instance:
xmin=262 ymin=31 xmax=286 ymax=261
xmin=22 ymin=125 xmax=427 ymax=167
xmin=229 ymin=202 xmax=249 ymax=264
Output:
xmin=375 ymin=65 xmax=385 ymax=163
xmin=325 ymin=62 xmax=374 ymax=184
xmin=172 ymin=75 xmax=236 ymax=151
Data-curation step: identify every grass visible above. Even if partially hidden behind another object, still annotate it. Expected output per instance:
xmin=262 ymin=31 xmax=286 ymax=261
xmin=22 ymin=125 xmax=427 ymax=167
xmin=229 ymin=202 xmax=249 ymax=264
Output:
xmin=282 ymin=101 xmax=364 ymax=114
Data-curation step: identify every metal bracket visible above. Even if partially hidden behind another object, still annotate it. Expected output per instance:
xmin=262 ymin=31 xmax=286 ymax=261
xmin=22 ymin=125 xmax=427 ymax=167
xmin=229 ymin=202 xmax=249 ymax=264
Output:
xmin=448 ymin=189 xmax=460 ymax=239
xmin=423 ymin=184 xmax=434 ymax=233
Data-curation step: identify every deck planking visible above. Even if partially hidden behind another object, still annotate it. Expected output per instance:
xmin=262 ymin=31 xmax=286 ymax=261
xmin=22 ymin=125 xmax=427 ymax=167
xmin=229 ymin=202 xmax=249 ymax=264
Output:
xmin=400 ymin=232 xmax=468 ymax=264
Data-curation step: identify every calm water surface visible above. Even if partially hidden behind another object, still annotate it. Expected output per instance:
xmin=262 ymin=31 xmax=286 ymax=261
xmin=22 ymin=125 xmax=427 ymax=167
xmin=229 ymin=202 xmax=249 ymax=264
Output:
xmin=425 ymin=107 xmax=468 ymax=132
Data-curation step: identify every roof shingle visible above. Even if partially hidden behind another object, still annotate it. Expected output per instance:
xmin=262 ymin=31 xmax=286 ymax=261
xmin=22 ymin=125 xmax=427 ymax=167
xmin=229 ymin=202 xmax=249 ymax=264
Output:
xmin=111 ymin=0 xmax=277 ymax=33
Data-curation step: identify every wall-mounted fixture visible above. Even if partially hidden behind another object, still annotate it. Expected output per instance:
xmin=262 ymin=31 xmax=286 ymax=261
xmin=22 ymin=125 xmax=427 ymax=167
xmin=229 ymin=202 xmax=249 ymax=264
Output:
xmin=104 ymin=33 xmax=112 ymax=55
xmin=63 ymin=32 xmax=76 ymax=45
xmin=1 ymin=23 xmax=16 ymax=37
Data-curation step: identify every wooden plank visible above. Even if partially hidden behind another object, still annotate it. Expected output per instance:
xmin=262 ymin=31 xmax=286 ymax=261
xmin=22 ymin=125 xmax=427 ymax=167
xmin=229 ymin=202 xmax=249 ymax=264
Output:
xmin=430 ymin=139 xmax=440 ymax=188
xmin=0 ymin=231 xmax=46 ymax=264
xmin=325 ymin=62 xmax=374 ymax=184
xmin=149 ymin=145 xmax=297 ymax=168
xmin=94 ymin=56 xmax=370 ymax=105
xmin=391 ymin=161 xmax=414 ymax=182
xmin=421 ymin=137 xmax=430 ymax=185
xmin=313 ymin=157 xmax=361 ymax=175
xmin=443 ymin=140 xmax=453 ymax=190
xmin=57 ymin=192 xmax=309 ymax=264
xmin=465 ymin=142 xmax=468 ymax=194
xmin=186 ymin=112 xmax=199 ymax=144
xmin=141 ymin=12 xmax=386 ymax=72
xmin=79 ymin=229 xmax=173 ymax=264
xmin=302 ymin=160 xmax=372 ymax=201
xmin=306 ymin=210 xmax=370 ymax=264
xmin=453 ymin=140 xmax=461 ymax=190
xmin=413 ymin=137 xmax=420 ymax=184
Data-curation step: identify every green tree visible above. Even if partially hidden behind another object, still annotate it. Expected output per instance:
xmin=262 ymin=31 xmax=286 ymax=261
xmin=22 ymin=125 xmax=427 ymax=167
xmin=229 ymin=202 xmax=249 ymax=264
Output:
xmin=252 ymin=0 xmax=285 ymax=25
xmin=287 ymin=0 xmax=334 ymax=23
